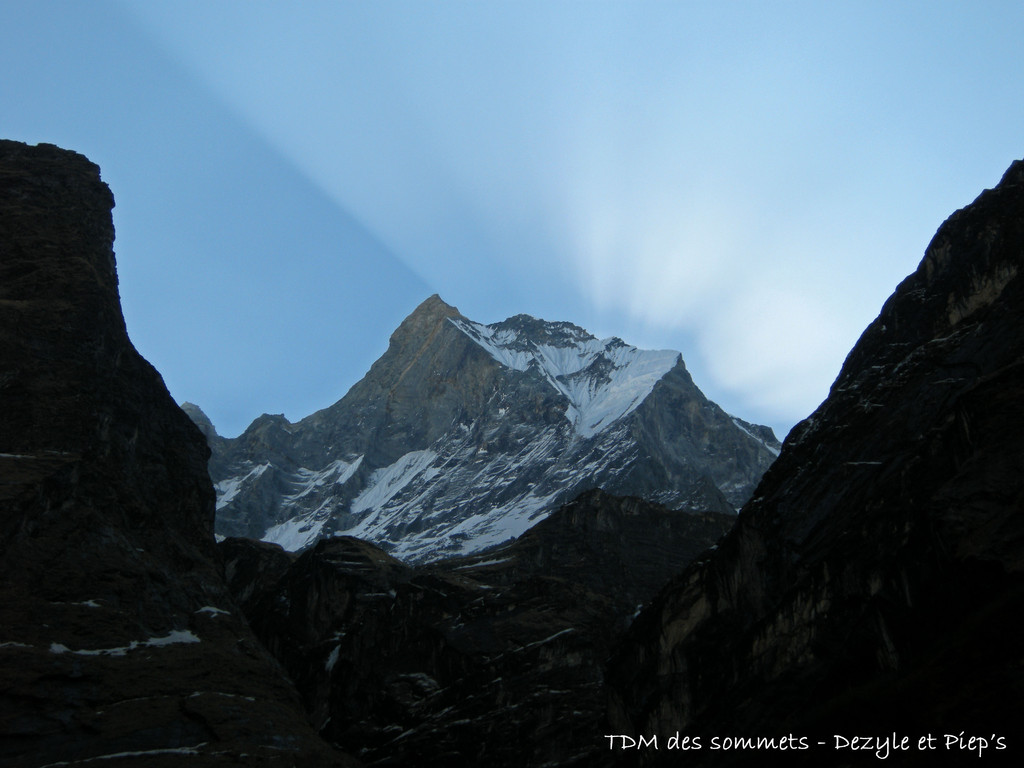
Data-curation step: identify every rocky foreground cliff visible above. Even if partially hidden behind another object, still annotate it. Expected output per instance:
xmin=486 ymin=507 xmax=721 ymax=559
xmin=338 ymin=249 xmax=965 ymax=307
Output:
xmin=605 ymin=162 xmax=1024 ymax=765
xmin=0 ymin=140 xmax=355 ymax=767
xmin=220 ymin=490 xmax=733 ymax=767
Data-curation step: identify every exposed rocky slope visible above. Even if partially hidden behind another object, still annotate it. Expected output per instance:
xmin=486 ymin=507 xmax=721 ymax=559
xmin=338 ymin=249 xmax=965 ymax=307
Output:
xmin=605 ymin=161 xmax=1024 ymax=765
xmin=219 ymin=490 xmax=734 ymax=766
xmin=200 ymin=297 xmax=779 ymax=562
xmin=0 ymin=140 xmax=355 ymax=767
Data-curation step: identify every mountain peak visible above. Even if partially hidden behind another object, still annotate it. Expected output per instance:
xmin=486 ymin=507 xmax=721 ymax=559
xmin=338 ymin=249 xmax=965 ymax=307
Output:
xmin=211 ymin=299 xmax=779 ymax=561
xmin=449 ymin=314 xmax=683 ymax=438
xmin=411 ymin=293 xmax=462 ymax=322
xmin=388 ymin=294 xmax=464 ymax=346
xmin=487 ymin=313 xmax=596 ymax=348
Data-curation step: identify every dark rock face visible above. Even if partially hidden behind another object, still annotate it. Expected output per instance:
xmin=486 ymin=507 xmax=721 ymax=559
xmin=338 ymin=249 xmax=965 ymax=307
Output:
xmin=0 ymin=141 xmax=354 ymax=767
xmin=221 ymin=489 xmax=733 ymax=766
xmin=457 ymin=489 xmax=736 ymax=608
xmin=605 ymin=161 xmax=1024 ymax=765
xmin=205 ymin=295 xmax=779 ymax=562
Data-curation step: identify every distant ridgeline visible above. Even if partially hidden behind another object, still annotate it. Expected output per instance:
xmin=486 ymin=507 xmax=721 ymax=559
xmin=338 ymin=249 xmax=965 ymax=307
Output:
xmin=188 ymin=295 xmax=781 ymax=562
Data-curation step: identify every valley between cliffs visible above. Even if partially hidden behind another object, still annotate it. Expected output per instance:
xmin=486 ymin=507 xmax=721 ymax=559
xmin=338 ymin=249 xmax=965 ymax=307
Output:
xmin=2 ymin=139 xmax=1022 ymax=767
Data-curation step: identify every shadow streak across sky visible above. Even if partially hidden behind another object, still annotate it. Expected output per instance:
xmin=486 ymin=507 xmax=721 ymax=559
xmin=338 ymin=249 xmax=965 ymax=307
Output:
xmin=1 ymin=0 xmax=434 ymax=437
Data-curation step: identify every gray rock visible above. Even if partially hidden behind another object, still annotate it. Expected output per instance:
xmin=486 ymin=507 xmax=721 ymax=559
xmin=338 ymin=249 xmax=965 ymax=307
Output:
xmin=204 ymin=296 xmax=779 ymax=562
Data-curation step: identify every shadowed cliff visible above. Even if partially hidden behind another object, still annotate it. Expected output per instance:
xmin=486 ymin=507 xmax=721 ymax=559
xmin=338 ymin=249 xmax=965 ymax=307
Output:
xmin=219 ymin=489 xmax=734 ymax=766
xmin=606 ymin=160 xmax=1024 ymax=765
xmin=0 ymin=140 xmax=356 ymax=767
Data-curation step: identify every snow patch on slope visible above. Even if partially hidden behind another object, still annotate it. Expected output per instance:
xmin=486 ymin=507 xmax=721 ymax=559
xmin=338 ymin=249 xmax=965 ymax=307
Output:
xmin=263 ymin=513 xmax=329 ymax=551
xmin=731 ymin=418 xmax=781 ymax=457
xmin=446 ymin=489 xmax=562 ymax=556
xmin=334 ymin=430 xmax=576 ymax=562
xmin=215 ymin=462 xmax=269 ymax=510
xmin=285 ymin=457 xmax=363 ymax=502
xmin=351 ymin=450 xmax=439 ymax=513
xmin=49 ymin=630 xmax=200 ymax=657
xmin=450 ymin=317 xmax=679 ymax=437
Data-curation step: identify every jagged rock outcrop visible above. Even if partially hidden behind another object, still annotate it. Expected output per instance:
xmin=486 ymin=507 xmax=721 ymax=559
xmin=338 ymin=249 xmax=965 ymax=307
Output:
xmin=0 ymin=140 xmax=355 ymax=767
xmin=605 ymin=161 xmax=1024 ymax=765
xmin=203 ymin=296 xmax=779 ymax=562
xmin=220 ymin=489 xmax=734 ymax=766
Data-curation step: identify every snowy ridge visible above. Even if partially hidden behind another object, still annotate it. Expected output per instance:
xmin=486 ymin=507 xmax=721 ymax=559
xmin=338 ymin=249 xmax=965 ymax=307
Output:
xmin=331 ymin=418 xmax=650 ymax=562
xmin=450 ymin=317 xmax=679 ymax=437
xmin=233 ymin=419 xmax=640 ymax=562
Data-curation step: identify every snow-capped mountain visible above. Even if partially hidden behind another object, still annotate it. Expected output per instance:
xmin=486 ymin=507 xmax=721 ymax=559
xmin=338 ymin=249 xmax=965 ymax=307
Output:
xmin=188 ymin=295 xmax=780 ymax=563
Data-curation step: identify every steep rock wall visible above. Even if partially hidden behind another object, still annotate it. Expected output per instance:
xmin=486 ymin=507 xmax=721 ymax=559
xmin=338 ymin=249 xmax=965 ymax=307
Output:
xmin=0 ymin=140 xmax=355 ymax=767
xmin=605 ymin=161 xmax=1024 ymax=765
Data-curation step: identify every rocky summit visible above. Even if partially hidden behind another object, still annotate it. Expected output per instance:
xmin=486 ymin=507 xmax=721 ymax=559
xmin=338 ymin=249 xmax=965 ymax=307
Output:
xmin=0 ymin=140 xmax=355 ymax=767
xmin=605 ymin=161 xmax=1024 ymax=765
xmin=199 ymin=295 xmax=780 ymax=562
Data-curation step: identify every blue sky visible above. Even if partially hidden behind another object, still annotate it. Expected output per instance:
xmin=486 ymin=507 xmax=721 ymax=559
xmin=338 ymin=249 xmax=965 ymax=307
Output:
xmin=4 ymin=1 xmax=1023 ymax=439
